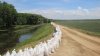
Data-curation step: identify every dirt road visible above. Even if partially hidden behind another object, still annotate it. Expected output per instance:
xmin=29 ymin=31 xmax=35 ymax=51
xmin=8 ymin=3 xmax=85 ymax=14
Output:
xmin=50 ymin=24 xmax=100 ymax=56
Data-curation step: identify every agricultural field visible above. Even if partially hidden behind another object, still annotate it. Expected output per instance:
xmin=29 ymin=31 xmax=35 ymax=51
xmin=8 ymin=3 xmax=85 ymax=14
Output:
xmin=55 ymin=19 xmax=100 ymax=36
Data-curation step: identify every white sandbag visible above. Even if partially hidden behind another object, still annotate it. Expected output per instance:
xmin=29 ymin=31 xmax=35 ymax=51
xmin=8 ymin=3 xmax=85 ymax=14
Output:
xmin=3 ymin=24 xmax=62 ymax=56
xmin=3 ymin=51 xmax=10 ymax=56
xmin=28 ymin=48 xmax=34 ymax=56
xmin=11 ymin=49 xmax=17 ymax=56
xmin=17 ymin=49 xmax=23 ymax=56
xmin=43 ymin=42 xmax=49 ymax=56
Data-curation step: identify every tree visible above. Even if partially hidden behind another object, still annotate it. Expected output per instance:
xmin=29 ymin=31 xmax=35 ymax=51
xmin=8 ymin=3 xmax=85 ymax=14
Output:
xmin=0 ymin=2 xmax=17 ymax=28
xmin=0 ymin=1 xmax=50 ymax=29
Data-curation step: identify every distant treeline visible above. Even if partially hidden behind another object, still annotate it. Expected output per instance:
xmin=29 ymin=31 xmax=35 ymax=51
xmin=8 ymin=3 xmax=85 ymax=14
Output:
xmin=0 ymin=1 xmax=51 ymax=29
xmin=17 ymin=13 xmax=51 ymax=25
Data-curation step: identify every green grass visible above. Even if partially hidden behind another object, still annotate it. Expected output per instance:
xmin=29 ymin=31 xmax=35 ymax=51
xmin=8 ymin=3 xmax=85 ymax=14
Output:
xmin=14 ymin=25 xmax=41 ymax=35
xmin=14 ymin=25 xmax=32 ymax=30
xmin=13 ymin=23 xmax=54 ymax=50
xmin=55 ymin=20 xmax=100 ymax=36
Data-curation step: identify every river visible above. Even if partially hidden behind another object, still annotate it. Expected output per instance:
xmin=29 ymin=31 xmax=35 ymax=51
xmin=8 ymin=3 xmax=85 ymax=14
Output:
xmin=0 ymin=30 xmax=34 ymax=54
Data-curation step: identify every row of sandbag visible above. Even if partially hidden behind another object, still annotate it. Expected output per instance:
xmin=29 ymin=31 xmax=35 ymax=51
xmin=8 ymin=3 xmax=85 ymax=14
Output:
xmin=2 ymin=25 xmax=62 ymax=56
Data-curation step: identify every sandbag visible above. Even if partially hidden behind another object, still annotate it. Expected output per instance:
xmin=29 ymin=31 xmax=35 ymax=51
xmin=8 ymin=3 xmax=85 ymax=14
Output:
xmin=2 ymin=23 xmax=62 ymax=56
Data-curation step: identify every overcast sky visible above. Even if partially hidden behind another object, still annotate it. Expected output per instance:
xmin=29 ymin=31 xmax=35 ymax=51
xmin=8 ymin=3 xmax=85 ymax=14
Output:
xmin=3 ymin=0 xmax=100 ymax=20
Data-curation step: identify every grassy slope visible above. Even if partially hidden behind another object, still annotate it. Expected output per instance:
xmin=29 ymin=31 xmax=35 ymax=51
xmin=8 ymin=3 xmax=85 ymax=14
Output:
xmin=14 ymin=25 xmax=41 ymax=35
xmin=55 ymin=20 xmax=100 ymax=36
xmin=13 ymin=23 xmax=54 ymax=50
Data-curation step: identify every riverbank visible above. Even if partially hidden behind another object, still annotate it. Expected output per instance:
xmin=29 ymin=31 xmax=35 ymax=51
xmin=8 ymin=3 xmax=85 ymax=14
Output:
xmin=0 ymin=23 xmax=54 ymax=54
xmin=11 ymin=23 xmax=54 ymax=52
xmin=14 ymin=25 xmax=41 ymax=35
xmin=0 ymin=24 xmax=42 ymax=54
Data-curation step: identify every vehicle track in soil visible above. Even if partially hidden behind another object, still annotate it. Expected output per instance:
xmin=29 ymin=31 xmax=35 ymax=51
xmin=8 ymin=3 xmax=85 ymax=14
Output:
xmin=50 ymin=24 xmax=100 ymax=56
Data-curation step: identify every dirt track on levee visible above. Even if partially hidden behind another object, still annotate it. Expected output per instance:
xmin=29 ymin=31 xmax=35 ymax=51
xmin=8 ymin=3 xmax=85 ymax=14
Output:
xmin=50 ymin=24 xmax=100 ymax=56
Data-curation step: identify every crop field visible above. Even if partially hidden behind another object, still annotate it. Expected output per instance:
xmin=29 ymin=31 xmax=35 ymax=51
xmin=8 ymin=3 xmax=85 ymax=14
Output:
xmin=55 ymin=19 xmax=100 ymax=36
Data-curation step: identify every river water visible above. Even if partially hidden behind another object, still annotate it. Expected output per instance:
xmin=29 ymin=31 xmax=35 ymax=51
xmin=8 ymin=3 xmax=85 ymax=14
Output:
xmin=0 ymin=30 xmax=34 ymax=54
xmin=19 ymin=33 xmax=33 ymax=42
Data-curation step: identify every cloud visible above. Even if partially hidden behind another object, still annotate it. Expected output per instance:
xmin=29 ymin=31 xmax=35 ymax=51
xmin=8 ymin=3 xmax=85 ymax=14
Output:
xmin=89 ymin=8 xmax=100 ymax=17
xmin=18 ymin=7 xmax=100 ymax=20
xmin=72 ymin=6 xmax=89 ymax=16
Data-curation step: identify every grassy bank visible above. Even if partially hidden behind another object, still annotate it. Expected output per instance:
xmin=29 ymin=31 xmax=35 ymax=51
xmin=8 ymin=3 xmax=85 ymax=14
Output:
xmin=55 ymin=20 xmax=100 ymax=36
xmin=14 ymin=25 xmax=41 ymax=35
xmin=0 ymin=24 xmax=43 ymax=54
xmin=13 ymin=23 xmax=54 ymax=50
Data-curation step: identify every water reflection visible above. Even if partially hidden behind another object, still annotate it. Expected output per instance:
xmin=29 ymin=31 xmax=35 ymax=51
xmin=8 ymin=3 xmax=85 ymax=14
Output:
xmin=19 ymin=33 xmax=33 ymax=42
xmin=0 ymin=25 xmax=40 ymax=54
xmin=0 ymin=30 xmax=19 ymax=54
xmin=0 ymin=29 xmax=33 ymax=54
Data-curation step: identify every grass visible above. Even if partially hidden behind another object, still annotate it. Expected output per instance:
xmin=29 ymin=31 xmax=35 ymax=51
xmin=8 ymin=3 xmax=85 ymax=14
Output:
xmin=14 ymin=25 xmax=41 ymax=35
xmin=55 ymin=19 xmax=100 ymax=36
xmin=12 ymin=23 xmax=54 ymax=51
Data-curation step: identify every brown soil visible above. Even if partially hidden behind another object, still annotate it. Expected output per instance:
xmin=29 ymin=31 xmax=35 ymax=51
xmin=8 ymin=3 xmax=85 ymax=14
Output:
xmin=50 ymin=24 xmax=100 ymax=56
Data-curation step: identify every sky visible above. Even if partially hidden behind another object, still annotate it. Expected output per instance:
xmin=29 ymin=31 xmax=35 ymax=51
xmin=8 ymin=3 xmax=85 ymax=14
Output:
xmin=2 ymin=0 xmax=100 ymax=20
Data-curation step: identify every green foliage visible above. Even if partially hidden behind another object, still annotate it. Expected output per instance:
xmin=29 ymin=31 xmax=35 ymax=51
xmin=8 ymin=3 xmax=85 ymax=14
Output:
xmin=0 ymin=1 xmax=52 ymax=54
xmin=17 ymin=13 xmax=51 ymax=25
xmin=0 ymin=1 xmax=52 ymax=29
xmin=0 ymin=2 xmax=17 ymax=28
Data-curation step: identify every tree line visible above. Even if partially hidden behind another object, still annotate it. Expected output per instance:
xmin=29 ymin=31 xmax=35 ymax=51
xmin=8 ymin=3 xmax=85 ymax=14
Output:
xmin=0 ymin=1 xmax=51 ymax=29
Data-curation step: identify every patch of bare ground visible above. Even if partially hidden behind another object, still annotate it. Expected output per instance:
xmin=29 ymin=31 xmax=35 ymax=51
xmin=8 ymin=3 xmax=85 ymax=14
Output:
xmin=50 ymin=24 xmax=100 ymax=56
